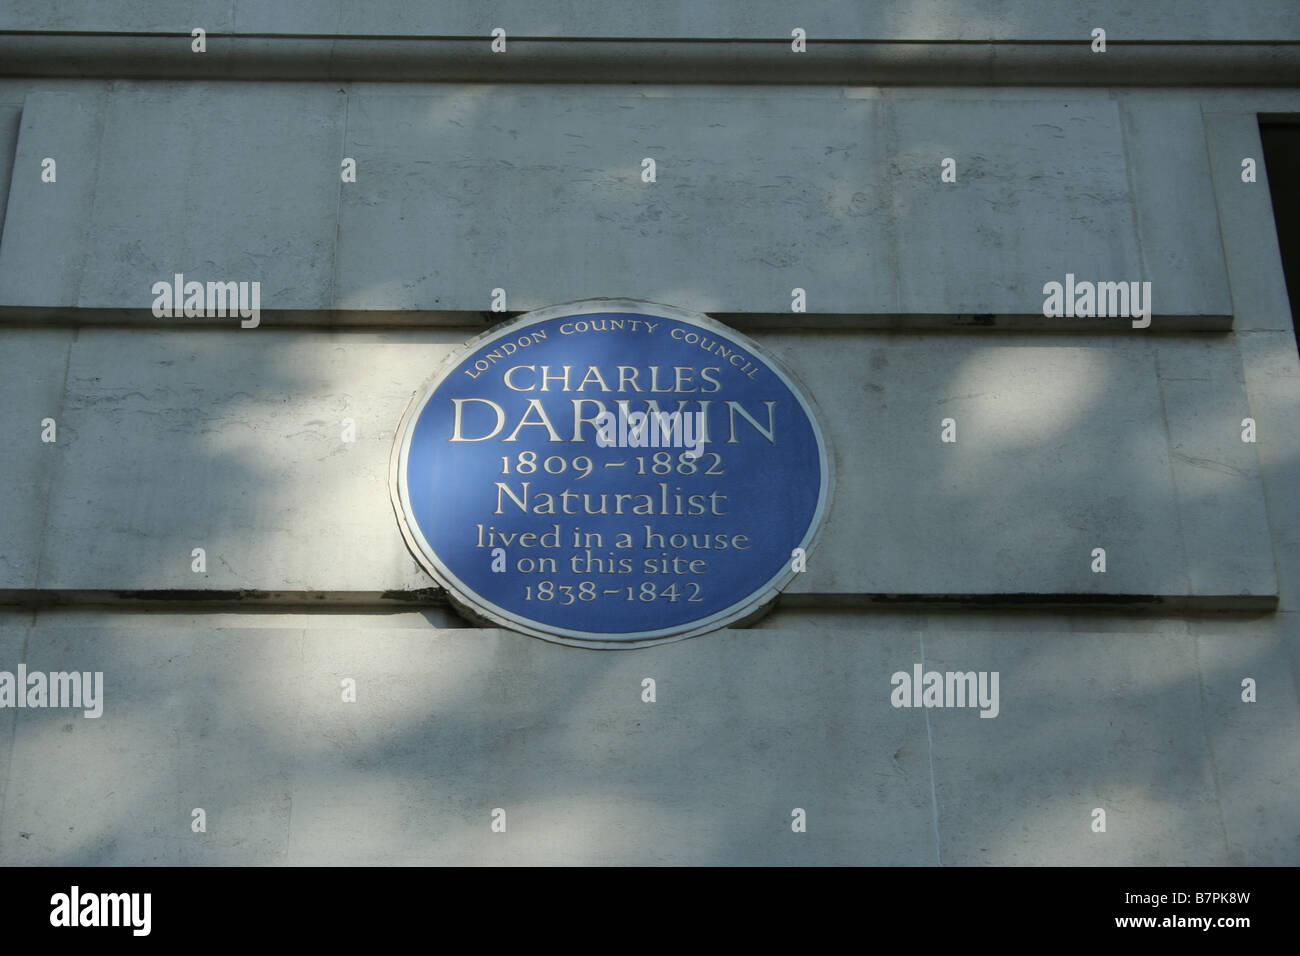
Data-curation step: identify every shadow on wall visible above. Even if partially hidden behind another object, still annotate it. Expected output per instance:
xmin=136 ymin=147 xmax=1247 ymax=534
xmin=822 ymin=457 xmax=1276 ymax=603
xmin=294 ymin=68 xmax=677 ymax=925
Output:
xmin=2 ymin=81 xmax=1296 ymax=865
xmin=6 ymin=325 xmax=1293 ymax=864
xmin=7 ymin=610 xmax=1297 ymax=865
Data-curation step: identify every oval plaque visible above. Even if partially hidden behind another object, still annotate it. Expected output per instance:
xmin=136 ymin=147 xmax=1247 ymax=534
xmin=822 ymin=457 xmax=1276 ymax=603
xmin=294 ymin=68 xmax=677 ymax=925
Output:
xmin=390 ymin=299 xmax=831 ymax=647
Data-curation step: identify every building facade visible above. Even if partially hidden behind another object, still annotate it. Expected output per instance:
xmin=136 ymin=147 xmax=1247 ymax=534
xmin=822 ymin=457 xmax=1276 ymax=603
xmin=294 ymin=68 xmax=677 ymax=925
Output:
xmin=0 ymin=1 xmax=1298 ymax=864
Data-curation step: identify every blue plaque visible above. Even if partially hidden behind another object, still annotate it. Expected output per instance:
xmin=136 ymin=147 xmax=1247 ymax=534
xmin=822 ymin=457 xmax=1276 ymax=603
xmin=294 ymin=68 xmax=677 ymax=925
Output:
xmin=390 ymin=300 xmax=831 ymax=646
